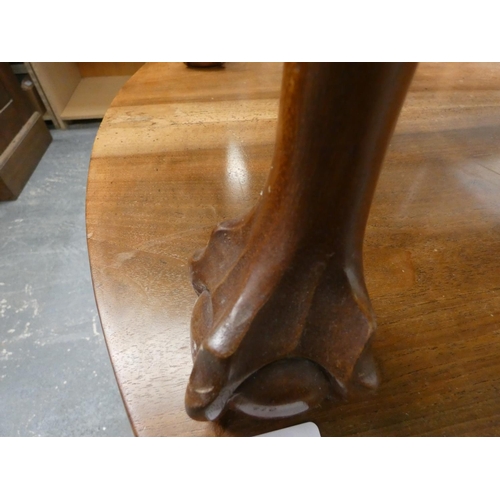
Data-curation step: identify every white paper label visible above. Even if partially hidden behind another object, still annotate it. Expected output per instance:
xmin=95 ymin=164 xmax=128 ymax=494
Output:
xmin=257 ymin=422 xmax=321 ymax=437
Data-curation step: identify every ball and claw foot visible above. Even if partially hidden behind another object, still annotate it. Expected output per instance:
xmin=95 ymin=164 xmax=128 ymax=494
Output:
xmin=185 ymin=210 xmax=380 ymax=422
xmin=184 ymin=62 xmax=416 ymax=422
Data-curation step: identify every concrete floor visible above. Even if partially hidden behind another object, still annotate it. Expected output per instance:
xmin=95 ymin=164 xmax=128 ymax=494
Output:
xmin=0 ymin=122 xmax=134 ymax=436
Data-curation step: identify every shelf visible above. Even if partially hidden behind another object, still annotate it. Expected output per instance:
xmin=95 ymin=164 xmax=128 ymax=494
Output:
xmin=26 ymin=63 xmax=144 ymax=128
xmin=60 ymin=76 xmax=130 ymax=120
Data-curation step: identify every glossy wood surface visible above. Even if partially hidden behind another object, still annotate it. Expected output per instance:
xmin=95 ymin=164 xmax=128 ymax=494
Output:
xmin=87 ymin=63 xmax=500 ymax=436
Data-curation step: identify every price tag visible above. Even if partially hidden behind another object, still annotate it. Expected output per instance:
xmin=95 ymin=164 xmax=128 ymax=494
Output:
xmin=257 ymin=422 xmax=321 ymax=437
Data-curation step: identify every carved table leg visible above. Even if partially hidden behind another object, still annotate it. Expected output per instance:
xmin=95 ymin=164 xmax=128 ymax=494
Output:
xmin=185 ymin=63 xmax=417 ymax=421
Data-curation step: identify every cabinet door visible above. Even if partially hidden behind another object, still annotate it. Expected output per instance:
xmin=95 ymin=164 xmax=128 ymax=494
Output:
xmin=0 ymin=64 xmax=52 ymax=200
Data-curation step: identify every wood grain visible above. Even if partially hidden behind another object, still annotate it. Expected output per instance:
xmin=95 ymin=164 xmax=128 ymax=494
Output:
xmin=87 ymin=62 xmax=500 ymax=436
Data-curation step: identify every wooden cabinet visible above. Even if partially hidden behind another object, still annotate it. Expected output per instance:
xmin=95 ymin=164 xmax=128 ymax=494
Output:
xmin=26 ymin=63 xmax=144 ymax=129
xmin=0 ymin=63 xmax=52 ymax=200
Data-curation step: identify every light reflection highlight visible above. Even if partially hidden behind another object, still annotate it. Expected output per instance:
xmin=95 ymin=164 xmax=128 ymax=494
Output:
xmin=225 ymin=141 xmax=249 ymax=202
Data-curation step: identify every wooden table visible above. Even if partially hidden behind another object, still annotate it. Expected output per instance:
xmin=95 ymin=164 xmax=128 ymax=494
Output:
xmin=87 ymin=62 xmax=500 ymax=436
